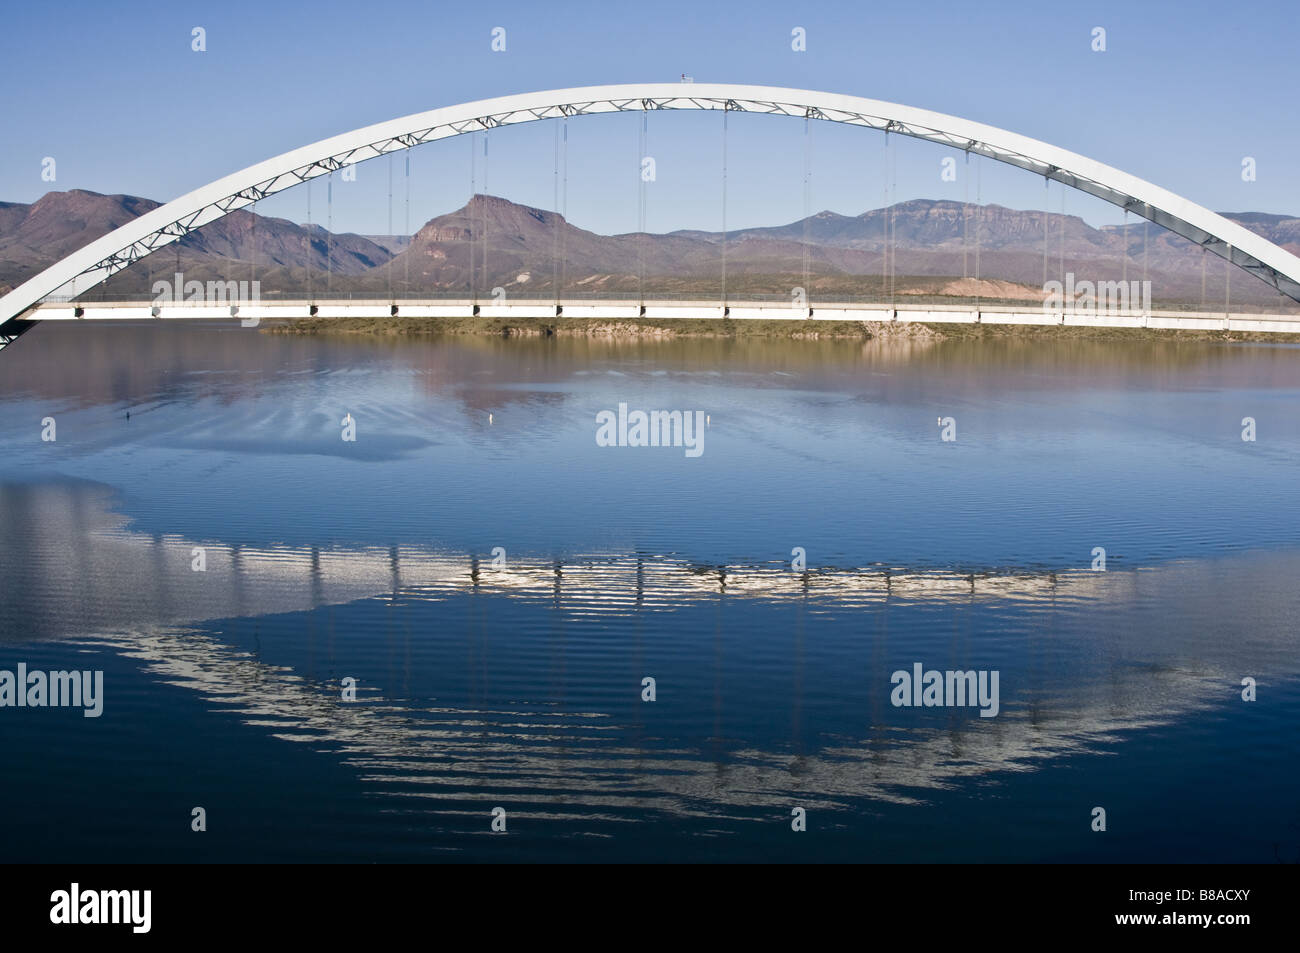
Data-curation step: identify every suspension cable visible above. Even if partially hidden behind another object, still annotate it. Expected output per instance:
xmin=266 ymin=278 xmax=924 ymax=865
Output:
xmin=326 ymin=172 xmax=333 ymax=296
xmin=975 ymin=154 xmax=982 ymax=312
xmin=639 ymin=108 xmax=647 ymax=306
xmin=250 ymin=198 xmax=257 ymax=299
xmin=1059 ymin=183 xmax=1065 ymax=290
xmin=721 ymin=104 xmax=728 ymax=308
xmin=1143 ymin=214 xmax=1149 ymax=313
xmin=889 ymin=131 xmax=897 ymax=308
xmin=1042 ymin=178 xmax=1049 ymax=289
xmin=1200 ymin=245 xmax=1207 ymax=312
xmin=482 ymin=133 xmax=489 ymax=297
xmin=306 ymin=178 xmax=313 ymax=302
xmin=962 ymin=151 xmax=969 ymax=282
xmin=561 ymin=119 xmax=568 ymax=303
xmin=882 ymin=131 xmax=889 ymax=307
xmin=1122 ymin=208 xmax=1128 ymax=288
xmin=475 ymin=131 xmax=480 ymax=301
xmin=387 ymin=152 xmax=394 ymax=302
xmin=803 ymin=116 xmax=811 ymax=308
xmin=404 ymin=151 xmax=410 ymax=300
xmin=553 ymin=120 xmax=560 ymax=304
xmin=1226 ymin=244 xmax=1232 ymax=314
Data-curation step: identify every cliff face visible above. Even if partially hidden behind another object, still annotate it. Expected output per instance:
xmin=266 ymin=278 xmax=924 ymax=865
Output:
xmin=388 ymin=194 xmax=723 ymax=290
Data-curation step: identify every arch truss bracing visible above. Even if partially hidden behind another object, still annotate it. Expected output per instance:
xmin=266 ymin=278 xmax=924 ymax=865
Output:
xmin=3 ymin=82 xmax=1299 ymax=332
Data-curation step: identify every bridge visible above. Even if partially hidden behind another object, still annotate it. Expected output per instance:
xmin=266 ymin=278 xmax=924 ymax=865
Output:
xmin=28 ymin=298 xmax=1300 ymax=335
xmin=5 ymin=82 xmax=1300 ymax=350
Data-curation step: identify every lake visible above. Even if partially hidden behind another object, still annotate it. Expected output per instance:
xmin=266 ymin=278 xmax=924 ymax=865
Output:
xmin=1 ymin=321 xmax=1297 ymax=862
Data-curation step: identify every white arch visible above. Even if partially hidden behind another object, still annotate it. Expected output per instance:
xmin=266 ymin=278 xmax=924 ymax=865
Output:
xmin=4 ymin=82 xmax=1299 ymax=328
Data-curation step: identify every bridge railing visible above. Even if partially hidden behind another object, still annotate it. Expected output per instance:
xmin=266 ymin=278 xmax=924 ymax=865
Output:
xmin=37 ymin=290 xmax=1300 ymax=315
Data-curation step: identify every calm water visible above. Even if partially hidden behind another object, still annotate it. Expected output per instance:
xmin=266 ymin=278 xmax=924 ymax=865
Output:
xmin=1 ymin=322 xmax=1298 ymax=862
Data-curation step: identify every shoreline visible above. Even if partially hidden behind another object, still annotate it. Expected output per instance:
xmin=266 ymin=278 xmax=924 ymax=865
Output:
xmin=259 ymin=315 xmax=1300 ymax=343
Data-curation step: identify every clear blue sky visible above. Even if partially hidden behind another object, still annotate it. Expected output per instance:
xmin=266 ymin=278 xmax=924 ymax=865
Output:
xmin=1 ymin=0 xmax=1296 ymax=236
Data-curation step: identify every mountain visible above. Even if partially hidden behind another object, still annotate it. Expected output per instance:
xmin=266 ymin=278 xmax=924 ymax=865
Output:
xmin=672 ymin=199 xmax=1300 ymax=302
xmin=0 ymin=190 xmax=393 ymax=295
xmin=677 ymin=199 xmax=1300 ymax=256
xmin=384 ymin=193 xmax=723 ymax=291
xmin=0 ymin=191 xmax=158 ymax=291
xmin=3 ymin=190 xmax=1297 ymax=305
xmin=1197 ymin=212 xmax=1300 ymax=256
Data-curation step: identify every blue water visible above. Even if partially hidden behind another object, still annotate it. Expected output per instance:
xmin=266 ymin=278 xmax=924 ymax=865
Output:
xmin=0 ymin=322 xmax=1297 ymax=862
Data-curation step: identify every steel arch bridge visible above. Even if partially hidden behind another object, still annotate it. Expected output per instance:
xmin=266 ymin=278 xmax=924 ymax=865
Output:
xmin=4 ymin=82 xmax=1300 ymax=346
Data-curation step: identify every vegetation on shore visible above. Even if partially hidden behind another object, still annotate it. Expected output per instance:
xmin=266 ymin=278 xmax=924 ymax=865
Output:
xmin=260 ymin=314 xmax=1300 ymax=344
xmin=261 ymin=315 xmax=892 ymax=339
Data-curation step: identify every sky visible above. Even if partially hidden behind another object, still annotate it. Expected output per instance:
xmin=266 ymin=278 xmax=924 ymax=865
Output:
xmin=1 ymin=0 xmax=1297 ymax=236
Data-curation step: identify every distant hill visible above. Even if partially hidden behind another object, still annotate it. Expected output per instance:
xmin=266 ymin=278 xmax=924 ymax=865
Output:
xmin=0 ymin=190 xmax=392 ymax=295
xmin=361 ymin=235 xmax=412 ymax=256
xmin=3 ymin=189 xmax=1297 ymax=305
xmin=384 ymin=193 xmax=723 ymax=290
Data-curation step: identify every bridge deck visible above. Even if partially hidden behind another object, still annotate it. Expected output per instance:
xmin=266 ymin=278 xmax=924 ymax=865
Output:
xmin=26 ymin=299 xmax=1300 ymax=334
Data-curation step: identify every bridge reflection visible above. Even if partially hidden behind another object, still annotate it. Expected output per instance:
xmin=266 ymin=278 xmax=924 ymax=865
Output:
xmin=3 ymin=480 xmax=1295 ymax=831
xmin=80 ymin=522 xmax=1116 ymax=617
